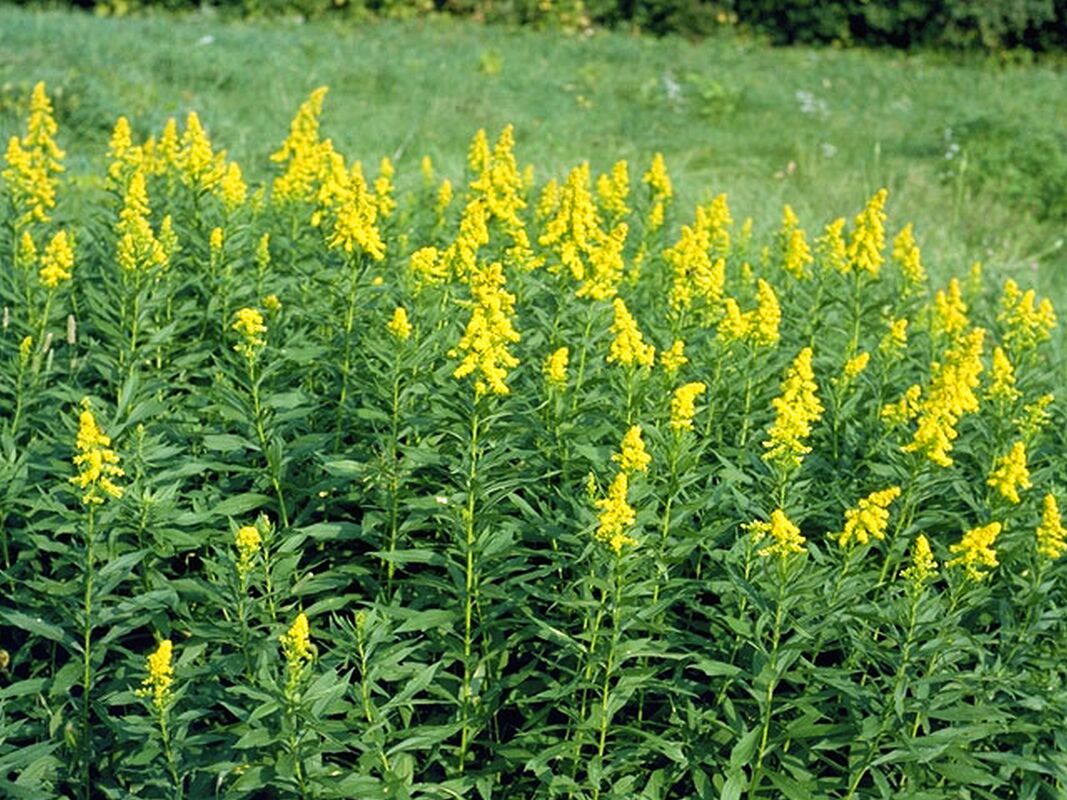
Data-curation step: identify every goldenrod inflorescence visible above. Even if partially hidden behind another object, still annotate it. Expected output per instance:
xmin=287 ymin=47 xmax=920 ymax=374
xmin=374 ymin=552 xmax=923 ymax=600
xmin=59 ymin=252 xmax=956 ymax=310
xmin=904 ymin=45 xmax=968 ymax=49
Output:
xmin=70 ymin=398 xmax=124 ymax=506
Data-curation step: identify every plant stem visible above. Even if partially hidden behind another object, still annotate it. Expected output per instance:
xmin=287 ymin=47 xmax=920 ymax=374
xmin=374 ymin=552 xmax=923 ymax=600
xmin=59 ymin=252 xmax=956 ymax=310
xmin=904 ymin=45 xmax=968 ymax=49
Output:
xmin=748 ymin=562 xmax=789 ymax=799
xmin=458 ymin=402 xmax=480 ymax=774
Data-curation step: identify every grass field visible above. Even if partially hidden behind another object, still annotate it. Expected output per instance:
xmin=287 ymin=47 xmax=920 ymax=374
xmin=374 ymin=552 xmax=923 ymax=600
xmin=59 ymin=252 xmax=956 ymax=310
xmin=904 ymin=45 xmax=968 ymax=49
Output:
xmin=2 ymin=5 xmax=1065 ymax=298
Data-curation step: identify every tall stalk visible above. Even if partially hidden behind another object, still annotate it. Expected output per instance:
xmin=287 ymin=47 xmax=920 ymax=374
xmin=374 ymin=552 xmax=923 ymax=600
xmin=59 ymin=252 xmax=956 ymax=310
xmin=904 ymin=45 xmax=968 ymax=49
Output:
xmin=457 ymin=399 xmax=481 ymax=773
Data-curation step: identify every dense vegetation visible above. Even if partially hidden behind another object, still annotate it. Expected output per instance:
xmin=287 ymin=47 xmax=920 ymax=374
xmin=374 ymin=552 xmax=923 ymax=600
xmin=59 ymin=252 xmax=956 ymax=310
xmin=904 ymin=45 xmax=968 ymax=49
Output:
xmin=1 ymin=78 xmax=1066 ymax=798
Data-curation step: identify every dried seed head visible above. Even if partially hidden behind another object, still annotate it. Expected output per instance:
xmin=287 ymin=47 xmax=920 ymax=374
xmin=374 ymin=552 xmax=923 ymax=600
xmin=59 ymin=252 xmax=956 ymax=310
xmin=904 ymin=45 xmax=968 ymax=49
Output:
xmin=66 ymin=314 xmax=76 ymax=345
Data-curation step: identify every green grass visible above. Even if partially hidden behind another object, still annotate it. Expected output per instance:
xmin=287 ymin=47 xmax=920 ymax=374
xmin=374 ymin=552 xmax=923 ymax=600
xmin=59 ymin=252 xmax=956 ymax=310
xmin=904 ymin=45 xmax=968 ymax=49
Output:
xmin=2 ymin=5 xmax=1065 ymax=298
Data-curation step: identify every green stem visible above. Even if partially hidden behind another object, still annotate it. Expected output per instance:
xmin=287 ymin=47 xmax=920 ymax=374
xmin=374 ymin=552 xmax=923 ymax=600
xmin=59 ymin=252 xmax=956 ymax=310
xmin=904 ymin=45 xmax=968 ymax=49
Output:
xmin=385 ymin=354 xmax=402 ymax=592
xmin=458 ymin=403 xmax=481 ymax=774
xmin=334 ymin=255 xmax=362 ymax=448
xmin=591 ymin=556 xmax=624 ymax=800
xmin=748 ymin=562 xmax=789 ymax=799
xmin=80 ymin=505 xmax=96 ymax=800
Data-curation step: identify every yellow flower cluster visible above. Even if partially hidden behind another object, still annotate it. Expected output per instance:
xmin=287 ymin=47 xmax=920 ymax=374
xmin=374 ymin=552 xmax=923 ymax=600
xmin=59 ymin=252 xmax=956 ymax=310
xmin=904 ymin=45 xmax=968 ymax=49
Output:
xmin=816 ymin=218 xmax=848 ymax=274
xmin=543 ymin=346 xmax=569 ymax=387
xmin=270 ymin=86 xmax=331 ymax=203
xmin=901 ymin=534 xmax=938 ymax=588
xmin=835 ymin=486 xmax=901 ymax=547
xmin=39 ymin=230 xmax=74 ymax=289
xmin=613 ymin=425 xmax=651 ymax=474
xmin=843 ymin=351 xmax=870 ymax=380
xmin=879 ymin=317 xmax=909 ymax=360
xmin=451 ymin=262 xmax=521 ymax=396
xmin=116 ymin=171 xmax=168 ymax=274
xmin=595 ymin=160 xmax=630 ymax=221
xmin=718 ymin=279 xmax=780 ymax=348
xmin=70 ymin=398 xmax=124 ymax=506
xmin=607 ymin=298 xmax=655 ymax=368
xmin=846 ymin=188 xmax=888 ymax=276
xmin=374 ymin=156 xmax=396 ymax=218
xmin=987 ymin=346 xmax=1020 ymax=405
xmin=642 ymin=152 xmax=672 ymax=231
xmin=469 ymin=125 xmax=526 ymax=229
xmin=323 ymin=158 xmax=387 ymax=261
xmin=987 ymin=441 xmax=1031 ymax=504
xmin=387 ymin=306 xmax=413 ymax=341
xmin=763 ymin=347 xmax=824 ymax=472
xmin=665 ymin=209 xmax=725 ymax=317
xmin=2 ymin=82 xmax=64 ymax=225
xmin=747 ymin=509 xmax=806 ymax=559
xmin=997 ymin=278 xmax=1056 ymax=354
xmin=1036 ymin=494 xmax=1067 ymax=560
xmin=659 ymin=340 xmax=687 ymax=376
xmin=137 ymin=639 xmax=175 ymax=714
xmin=593 ymin=472 xmax=637 ymax=554
xmin=902 ymin=328 xmax=984 ymax=467
xmin=892 ymin=223 xmax=926 ymax=289
xmin=778 ymin=206 xmax=813 ymax=280
xmin=670 ymin=382 xmax=706 ymax=432
xmin=576 ymin=223 xmax=628 ymax=301
xmin=881 ymin=384 xmax=923 ymax=426
xmin=235 ymin=524 xmax=262 ymax=577
xmin=280 ymin=612 xmax=314 ymax=686
xmin=932 ymin=278 xmax=968 ymax=340
xmin=946 ymin=522 xmax=1001 ymax=582
xmin=232 ymin=307 xmax=267 ymax=359
xmin=1015 ymin=393 xmax=1055 ymax=442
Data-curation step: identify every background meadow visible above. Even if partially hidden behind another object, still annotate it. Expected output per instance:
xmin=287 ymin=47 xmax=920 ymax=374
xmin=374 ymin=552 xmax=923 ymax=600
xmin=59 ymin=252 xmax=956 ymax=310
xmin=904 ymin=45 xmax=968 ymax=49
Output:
xmin=1 ymin=7 xmax=1067 ymax=799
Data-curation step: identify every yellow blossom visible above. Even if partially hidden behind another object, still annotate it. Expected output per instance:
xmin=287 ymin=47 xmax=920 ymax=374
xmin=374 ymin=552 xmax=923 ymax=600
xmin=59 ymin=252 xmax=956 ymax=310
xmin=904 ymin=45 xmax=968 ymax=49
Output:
xmin=219 ymin=161 xmax=247 ymax=211
xmin=879 ymin=318 xmax=908 ymax=359
xmin=596 ymin=160 xmax=630 ymax=220
xmin=1036 ymin=494 xmax=1067 ymax=560
xmin=15 ymin=230 xmax=37 ymax=272
xmin=3 ymin=83 xmax=64 ymax=225
xmin=901 ymin=534 xmax=938 ymax=588
xmin=987 ymin=346 xmax=1020 ymax=405
xmin=665 ymin=210 xmax=724 ymax=317
xmin=751 ymin=279 xmax=781 ymax=347
xmin=235 ymin=524 xmax=262 ymax=576
xmin=450 ymin=261 xmax=520 ymax=396
xmin=262 ymin=294 xmax=282 ymax=314
xmin=847 ymin=188 xmax=888 ymax=276
xmin=410 ymin=246 xmax=447 ymax=289
xmin=946 ymin=522 xmax=1001 ymax=581
xmin=997 ymin=278 xmax=1056 ymax=354
xmin=816 ymin=217 xmax=848 ymax=274
xmin=137 ymin=639 xmax=174 ymax=714
xmin=987 ymin=441 xmax=1031 ymax=504
xmin=1015 ymin=393 xmax=1054 ymax=441
xmin=387 ymin=306 xmax=412 ymax=341
xmin=543 ymin=346 xmax=569 ymax=387
xmin=932 ymin=279 xmax=968 ymax=340
xmin=614 ymin=425 xmax=651 ymax=474
xmin=39 ymin=230 xmax=74 ymax=289
xmin=748 ymin=509 xmax=806 ymax=559
xmin=778 ymin=206 xmax=813 ymax=279
xmin=881 ymin=384 xmax=923 ymax=426
xmin=420 ymin=154 xmax=434 ymax=185
xmin=70 ymin=398 xmax=124 ymax=505
xmin=835 ymin=486 xmax=901 ymax=547
xmin=436 ymin=179 xmax=454 ymax=217
xmin=670 ymin=382 xmax=706 ymax=432
xmin=607 ymin=298 xmax=655 ymax=369
xmin=642 ymin=152 xmax=673 ymax=233
xmin=232 ymin=307 xmax=267 ymax=359
xmin=763 ymin=347 xmax=824 ymax=472
xmin=660 ymin=340 xmax=687 ymax=376
xmin=594 ymin=472 xmax=637 ymax=554
xmin=374 ymin=156 xmax=396 ymax=217
xmin=892 ymin=223 xmax=926 ymax=289
xmin=280 ymin=612 xmax=314 ymax=680
xmin=843 ymin=351 xmax=870 ymax=380
xmin=271 ymin=87 xmax=330 ymax=203
xmin=19 ymin=336 xmax=33 ymax=368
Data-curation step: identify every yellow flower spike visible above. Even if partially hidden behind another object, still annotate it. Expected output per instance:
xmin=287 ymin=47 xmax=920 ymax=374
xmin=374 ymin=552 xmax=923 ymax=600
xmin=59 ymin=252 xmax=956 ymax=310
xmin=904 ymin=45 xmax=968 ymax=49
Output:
xmin=642 ymin=152 xmax=672 ymax=200
xmin=670 ymin=382 xmax=706 ymax=433
xmin=374 ymin=156 xmax=396 ymax=218
xmin=450 ymin=261 xmax=520 ymax=396
xmin=751 ymin=279 xmax=781 ymax=347
xmin=280 ymin=612 xmax=314 ymax=681
xmin=538 ymin=162 xmax=599 ymax=282
xmin=607 ymin=298 xmax=655 ymax=369
xmin=747 ymin=509 xmax=806 ymax=560
xmin=70 ymin=398 xmax=124 ymax=506
xmin=847 ymin=188 xmax=888 ymax=277
xmin=467 ymin=128 xmax=491 ymax=175
xmin=2 ymin=83 xmax=64 ymax=225
xmin=987 ymin=441 xmax=1031 ymax=504
xmin=219 ymin=161 xmax=247 ymax=211
xmin=881 ymin=384 xmax=923 ymax=426
xmin=235 ymin=524 xmax=262 ymax=577
xmin=19 ymin=336 xmax=34 ymax=368
xmin=410 ymin=246 xmax=447 ymax=290
xmin=576 ymin=222 xmax=627 ymax=301
xmin=536 ymin=178 xmax=559 ymax=221
xmin=387 ymin=306 xmax=412 ymax=341
xmin=879 ymin=317 xmax=909 ymax=359
xmin=209 ymin=226 xmax=224 ymax=257
xmin=271 ymin=87 xmax=329 ymax=204
xmin=717 ymin=297 xmax=751 ymax=345
xmin=997 ymin=278 xmax=1057 ymax=354
xmin=596 ymin=160 xmax=630 ymax=220
xmin=987 ymin=346 xmax=1020 ymax=405
xmin=543 ymin=346 xmax=569 ymax=388
xmin=901 ymin=534 xmax=938 ymax=588
xmin=232 ymin=307 xmax=267 ymax=360
xmin=614 ymin=425 xmax=651 ymax=474
xmin=1015 ymin=393 xmax=1054 ymax=441
xmin=762 ymin=347 xmax=824 ymax=472
xmin=435 ymin=179 xmax=454 ymax=217
xmin=946 ymin=522 xmax=1001 ymax=582
xmin=665 ymin=211 xmax=724 ymax=317
xmin=892 ymin=223 xmax=927 ymax=289
xmin=262 ymin=294 xmax=282 ymax=314
xmin=659 ymin=340 xmax=687 ymax=376
xmin=816 ymin=217 xmax=848 ymax=274
xmin=843 ymin=351 xmax=870 ymax=380
xmin=1036 ymin=494 xmax=1067 ymax=560
xmin=137 ymin=639 xmax=175 ymax=715
xmin=835 ymin=486 xmax=901 ymax=548
xmin=932 ymin=278 xmax=969 ymax=340
xmin=420 ymin=154 xmax=434 ymax=185
xmin=594 ymin=472 xmax=637 ymax=555
xmin=39 ymin=230 xmax=74 ymax=289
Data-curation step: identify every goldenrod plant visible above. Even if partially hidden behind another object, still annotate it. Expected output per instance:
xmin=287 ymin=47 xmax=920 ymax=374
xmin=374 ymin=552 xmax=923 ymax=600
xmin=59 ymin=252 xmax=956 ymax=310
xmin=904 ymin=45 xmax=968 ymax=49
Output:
xmin=0 ymin=82 xmax=1065 ymax=799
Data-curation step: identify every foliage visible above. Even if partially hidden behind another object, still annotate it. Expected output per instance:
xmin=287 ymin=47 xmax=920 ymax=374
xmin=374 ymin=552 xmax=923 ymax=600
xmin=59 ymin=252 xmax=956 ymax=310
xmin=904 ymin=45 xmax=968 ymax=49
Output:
xmin=1 ymin=81 xmax=1067 ymax=799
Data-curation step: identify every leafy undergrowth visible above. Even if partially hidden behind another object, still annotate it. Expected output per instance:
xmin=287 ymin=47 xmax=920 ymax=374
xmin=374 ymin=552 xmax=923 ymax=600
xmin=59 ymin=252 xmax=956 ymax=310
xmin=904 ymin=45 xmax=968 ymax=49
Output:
xmin=1 ymin=83 xmax=1066 ymax=799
